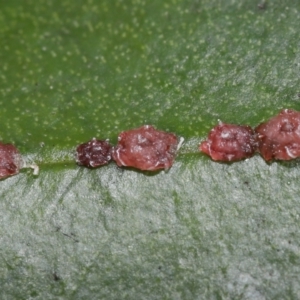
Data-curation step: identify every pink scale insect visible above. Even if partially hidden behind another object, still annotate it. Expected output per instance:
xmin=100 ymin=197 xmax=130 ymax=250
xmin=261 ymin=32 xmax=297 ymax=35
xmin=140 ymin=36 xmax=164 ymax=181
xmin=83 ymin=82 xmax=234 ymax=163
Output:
xmin=199 ymin=121 xmax=258 ymax=162
xmin=0 ymin=142 xmax=39 ymax=179
xmin=75 ymin=138 xmax=113 ymax=168
xmin=112 ymin=125 xmax=184 ymax=171
xmin=255 ymin=109 xmax=300 ymax=161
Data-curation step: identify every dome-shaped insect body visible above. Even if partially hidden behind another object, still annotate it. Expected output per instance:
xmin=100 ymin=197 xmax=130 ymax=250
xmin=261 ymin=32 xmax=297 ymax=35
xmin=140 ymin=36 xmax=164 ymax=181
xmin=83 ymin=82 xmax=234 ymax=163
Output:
xmin=112 ymin=125 xmax=183 ymax=171
xmin=76 ymin=138 xmax=112 ymax=168
xmin=0 ymin=142 xmax=22 ymax=179
xmin=256 ymin=109 xmax=300 ymax=161
xmin=200 ymin=122 xmax=257 ymax=161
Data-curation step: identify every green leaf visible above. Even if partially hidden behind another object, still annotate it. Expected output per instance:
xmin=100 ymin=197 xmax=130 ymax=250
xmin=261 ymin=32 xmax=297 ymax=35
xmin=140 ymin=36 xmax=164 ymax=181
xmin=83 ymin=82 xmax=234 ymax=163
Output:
xmin=1 ymin=0 xmax=300 ymax=298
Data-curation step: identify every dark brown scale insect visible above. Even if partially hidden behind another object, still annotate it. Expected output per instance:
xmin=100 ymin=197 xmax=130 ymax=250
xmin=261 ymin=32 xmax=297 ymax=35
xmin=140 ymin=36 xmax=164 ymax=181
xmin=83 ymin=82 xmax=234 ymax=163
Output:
xmin=112 ymin=125 xmax=183 ymax=171
xmin=76 ymin=138 xmax=112 ymax=168
xmin=255 ymin=109 xmax=300 ymax=161
xmin=0 ymin=142 xmax=22 ymax=179
xmin=200 ymin=122 xmax=257 ymax=161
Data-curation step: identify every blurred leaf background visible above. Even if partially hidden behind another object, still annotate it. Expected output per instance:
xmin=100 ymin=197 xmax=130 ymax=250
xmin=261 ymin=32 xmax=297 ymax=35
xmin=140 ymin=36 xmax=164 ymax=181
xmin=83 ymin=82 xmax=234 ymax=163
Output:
xmin=1 ymin=0 xmax=300 ymax=299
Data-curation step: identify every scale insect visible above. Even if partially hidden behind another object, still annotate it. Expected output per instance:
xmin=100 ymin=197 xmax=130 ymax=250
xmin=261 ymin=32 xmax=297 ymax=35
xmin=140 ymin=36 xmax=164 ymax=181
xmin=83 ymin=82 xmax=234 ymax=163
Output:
xmin=112 ymin=125 xmax=183 ymax=171
xmin=200 ymin=122 xmax=257 ymax=161
xmin=0 ymin=142 xmax=22 ymax=179
xmin=75 ymin=138 xmax=112 ymax=168
xmin=255 ymin=109 xmax=300 ymax=161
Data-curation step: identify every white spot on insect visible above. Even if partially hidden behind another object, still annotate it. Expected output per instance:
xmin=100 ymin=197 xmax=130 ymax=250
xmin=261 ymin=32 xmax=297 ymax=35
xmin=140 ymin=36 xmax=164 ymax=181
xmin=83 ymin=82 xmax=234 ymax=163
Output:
xmin=285 ymin=146 xmax=296 ymax=159
xmin=226 ymin=154 xmax=235 ymax=161
xmin=115 ymin=147 xmax=127 ymax=166
xmin=221 ymin=131 xmax=231 ymax=139
xmin=89 ymin=161 xmax=96 ymax=167
xmin=137 ymin=134 xmax=147 ymax=144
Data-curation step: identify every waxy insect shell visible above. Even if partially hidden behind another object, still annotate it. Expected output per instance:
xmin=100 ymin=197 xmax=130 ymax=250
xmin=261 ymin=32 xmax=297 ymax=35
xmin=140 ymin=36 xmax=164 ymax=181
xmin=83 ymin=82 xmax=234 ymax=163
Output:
xmin=76 ymin=138 xmax=112 ymax=168
xmin=255 ymin=109 xmax=300 ymax=161
xmin=112 ymin=125 xmax=180 ymax=171
xmin=0 ymin=142 xmax=22 ymax=179
xmin=200 ymin=123 xmax=257 ymax=161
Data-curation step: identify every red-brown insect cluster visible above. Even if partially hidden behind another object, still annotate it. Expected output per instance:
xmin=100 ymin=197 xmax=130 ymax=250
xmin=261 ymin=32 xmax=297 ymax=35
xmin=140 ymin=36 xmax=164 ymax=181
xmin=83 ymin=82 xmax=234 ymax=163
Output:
xmin=76 ymin=109 xmax=300 ymax=172
xmin=200 ymin=109 xmax=300 ymax=162
xmin=2 ymin=109 xmax=299 ymax=181
xmin=76 ymin=125 xmax=181 ymax=171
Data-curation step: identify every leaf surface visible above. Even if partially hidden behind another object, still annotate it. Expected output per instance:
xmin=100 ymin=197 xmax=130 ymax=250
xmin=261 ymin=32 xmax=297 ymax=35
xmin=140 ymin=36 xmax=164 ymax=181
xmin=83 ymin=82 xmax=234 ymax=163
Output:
xmin=1 ymin=1 xmax=300 ymax=298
